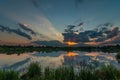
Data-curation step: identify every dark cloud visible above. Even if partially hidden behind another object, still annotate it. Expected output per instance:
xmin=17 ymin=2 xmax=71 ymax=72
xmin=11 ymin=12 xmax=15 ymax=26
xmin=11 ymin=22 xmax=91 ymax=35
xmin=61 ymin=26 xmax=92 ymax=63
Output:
xmin=78 ymin=22 xmax=84 ymax=26
xmin=104 ymin=22 xmax=113 ymax=27
xmin=0 ymin=25 xmax=32 ymax=40
xmin=75 ymin=0 xmax=83 ymax=3
xmin=64 ymin=25 xmax=76 ymax=33
xmin=85 ymin=31 xmax=102 ymax=38
xmin=18 ymin=23 xmax=36 ymax=35
xmin=75 ymin=0 xmax=109 ymax=7
xmin=12 ymin=29 xmax=32 ymax=40
xmin=64 ymin=22 xmax=84 ymax=33
xmin=75 ymin=0 xmax=83 ymax=7
xmin=107 ymin=27 xmax=119 ymax=38
xmin=62 ymin=22 xmax=120 ymax=43
xmin=89 ymin=23 xmax=119 ymax=41
xmin=0 ymin=24 xmax=53 ymax=41
xmin=32 ymin=40 xmax=64 ymax=46
xmin=67 ymin=25 xmax=76 ymax=29
xmin=96 ymin=23 xmax=113 ymax=32
xmin=95 ymin=37 xmax=106 ymax=42
xmin=31 ymin=0 xmax=39 ymax=8
xmin=63 ymin=31 xmax=89 ymax=42
xmin=62 ymin=23 xmax=89 ymax=43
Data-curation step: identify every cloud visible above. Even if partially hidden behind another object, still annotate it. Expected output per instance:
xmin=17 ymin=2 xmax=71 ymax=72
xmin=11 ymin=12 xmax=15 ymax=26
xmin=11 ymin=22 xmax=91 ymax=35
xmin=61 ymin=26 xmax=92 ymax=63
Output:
xmin=12 ymin=29 xmax=32 ymax=40
xmin=18 ymin=23 xmax=37 ymax=35
xmin=62 ymin=22 xmax=120 ymax=44
xmin=31 ymin=0 xmax=39 ymax=8
xmin=32 ymin=16 xmax=64 ymax=42
xmin=104 ymin=22 xmax=113 ymax=27
xmin=62 ymin=23 xmax=89 ymax=43
xmin=75 ymin=0 xmax=109 ymax=7
xmin=0 ymin=23 xmax=52 ymax=41
xmin=75 ymin=0 xmax=83 ymax=3
xmin=89 ymin=23 xmax=119 ymax=41
xmin=75 ymin=0 xmax=83 ymax=7
xmin=78 ymin=22 xmax=84 ymax=26
xmin=107 ymin=27 xmax=119 ymax=38
xmin=64 ymin=25 xmax=76 ymax=33
xmin=64 ymin=22 xmax=84 ymax=33
xmin=95 ymin=37 xmax=106 ymax=42
xmin=0 ymin=0 xmax=63 ymax=42
xmin=95 ymin=22 xmax=113 ymax=32
xmin=32 ymin=40 xmax=64 ymax=46
xmin=63 ymin=31 xmax=89 ymax=43
xmin=0 ymin=25 xmax=32 ymax=40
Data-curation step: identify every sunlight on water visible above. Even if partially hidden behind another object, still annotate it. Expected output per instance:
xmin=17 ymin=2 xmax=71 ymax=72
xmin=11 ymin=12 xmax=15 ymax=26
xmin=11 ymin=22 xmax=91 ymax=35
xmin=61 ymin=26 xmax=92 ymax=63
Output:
xmin=66 ymin=52 xmax=79 ymax=57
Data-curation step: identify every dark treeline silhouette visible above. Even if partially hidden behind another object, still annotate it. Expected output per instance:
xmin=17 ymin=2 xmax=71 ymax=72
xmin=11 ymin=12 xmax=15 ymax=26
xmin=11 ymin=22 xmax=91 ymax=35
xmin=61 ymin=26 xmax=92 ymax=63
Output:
xmin=0 ymin=45 xmax=120 ymax=54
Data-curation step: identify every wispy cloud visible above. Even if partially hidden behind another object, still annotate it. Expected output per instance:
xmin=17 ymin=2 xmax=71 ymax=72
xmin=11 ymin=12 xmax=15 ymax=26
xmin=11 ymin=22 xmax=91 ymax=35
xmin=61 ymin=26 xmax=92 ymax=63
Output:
xmin=0 ymin=0 xmax=63 ymax=42
xmin=0 ymin=25 xmax=32 ymax=40
xmin=18 ymin=23 xmax=37 ymax=35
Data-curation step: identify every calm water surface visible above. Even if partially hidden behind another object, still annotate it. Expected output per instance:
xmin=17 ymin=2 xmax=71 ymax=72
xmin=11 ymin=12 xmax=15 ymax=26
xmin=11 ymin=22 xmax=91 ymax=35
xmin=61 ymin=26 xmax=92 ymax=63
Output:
xmin=0 ymin=51 xmax=120 ymax=72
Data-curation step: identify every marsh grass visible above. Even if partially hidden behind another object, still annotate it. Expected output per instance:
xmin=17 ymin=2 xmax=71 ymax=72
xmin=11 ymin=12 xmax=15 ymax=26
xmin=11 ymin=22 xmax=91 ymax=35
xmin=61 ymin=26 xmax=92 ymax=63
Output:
xmin=116 ymin=52 xmax=120 ymax=63
xmin=98 ymin=64 xmax=120 ymax=80
xmin=21 ymin=62 xmax=42 ymax=80
xmin=21 ymin=63 xmax=120 ymax=80
xmin=76 ymin=68 xmax=99 ymax=80
xmin=0 ymin=70 xmax=19 ymax=80
xmin=1 ymin=63 xmax=120 ymax=80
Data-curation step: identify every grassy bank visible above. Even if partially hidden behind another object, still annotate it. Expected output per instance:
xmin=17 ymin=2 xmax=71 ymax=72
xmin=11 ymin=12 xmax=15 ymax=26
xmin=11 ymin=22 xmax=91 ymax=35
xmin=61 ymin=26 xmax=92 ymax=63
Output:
xmin=0 ymin=63 xmax=120 ymax=80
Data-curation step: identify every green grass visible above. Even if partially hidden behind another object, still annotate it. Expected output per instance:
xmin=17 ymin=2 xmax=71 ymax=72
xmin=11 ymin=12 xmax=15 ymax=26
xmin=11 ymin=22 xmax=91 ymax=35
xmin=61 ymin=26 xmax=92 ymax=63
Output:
xmin=1 ymin=63 xmax=120 ymax=80
xmin=21 ymin=62 xmax=42 ymax=80
xmin=77 ymin=68 xmax=98 ymax=80
xmin=21 ymin=63 xmax=120 ymax=80
xmin=96 ymin=64 xmax=120 ymax=80
xmin=0 ymin=70 xmax=19 ymax=80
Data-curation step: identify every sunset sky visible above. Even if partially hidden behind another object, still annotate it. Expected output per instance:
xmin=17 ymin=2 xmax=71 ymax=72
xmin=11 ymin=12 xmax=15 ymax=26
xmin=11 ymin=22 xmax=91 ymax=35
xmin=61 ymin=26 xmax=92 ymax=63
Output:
xmin=0 ymin=0 xmax=120 ymax=45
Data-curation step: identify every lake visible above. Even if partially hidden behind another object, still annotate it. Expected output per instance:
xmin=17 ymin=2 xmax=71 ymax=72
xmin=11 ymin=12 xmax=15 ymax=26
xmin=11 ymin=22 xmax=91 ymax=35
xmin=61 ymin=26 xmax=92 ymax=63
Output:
xmin=0 ymin=51 xmax=120 ymax=73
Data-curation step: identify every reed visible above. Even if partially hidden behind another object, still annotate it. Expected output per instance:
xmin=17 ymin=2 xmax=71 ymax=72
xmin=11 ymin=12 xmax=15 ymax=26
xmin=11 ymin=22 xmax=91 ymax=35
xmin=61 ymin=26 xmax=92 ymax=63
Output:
xmin=1 ymin=63 xmax=120 ymax=80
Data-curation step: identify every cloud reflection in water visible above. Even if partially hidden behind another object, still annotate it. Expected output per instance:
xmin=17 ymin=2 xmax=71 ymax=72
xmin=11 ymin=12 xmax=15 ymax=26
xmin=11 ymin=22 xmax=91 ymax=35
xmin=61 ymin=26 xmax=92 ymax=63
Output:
xmin=0 ymin=51 xmax=120 ymax=72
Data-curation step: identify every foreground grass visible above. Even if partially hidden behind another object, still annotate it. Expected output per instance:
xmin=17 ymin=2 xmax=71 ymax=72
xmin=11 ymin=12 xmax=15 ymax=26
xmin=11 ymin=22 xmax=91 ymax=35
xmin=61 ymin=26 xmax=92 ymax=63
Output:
xmin=116 ymin=52 xmax=120 ymax=63
xmin=0 ymin=70 xmax=19 ymax=80
xmin=1 ymin=63 xmax=120 ymax=80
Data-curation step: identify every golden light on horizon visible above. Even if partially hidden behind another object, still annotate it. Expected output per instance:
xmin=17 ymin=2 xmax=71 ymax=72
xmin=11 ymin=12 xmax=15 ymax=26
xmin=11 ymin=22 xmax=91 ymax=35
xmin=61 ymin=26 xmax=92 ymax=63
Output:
xmin=66 ymin=52 xmax=79 ymax=57
xmin=85 ymin=42 xmax=100 ymax=45
xmin=66 ymin=41 xmax=78 ymax=46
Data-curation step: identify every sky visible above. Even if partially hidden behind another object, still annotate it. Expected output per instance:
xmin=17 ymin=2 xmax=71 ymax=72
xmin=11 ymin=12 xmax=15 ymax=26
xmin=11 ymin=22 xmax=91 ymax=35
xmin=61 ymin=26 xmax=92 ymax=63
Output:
xmin=0 ymin=0 xmax=120 ymax=45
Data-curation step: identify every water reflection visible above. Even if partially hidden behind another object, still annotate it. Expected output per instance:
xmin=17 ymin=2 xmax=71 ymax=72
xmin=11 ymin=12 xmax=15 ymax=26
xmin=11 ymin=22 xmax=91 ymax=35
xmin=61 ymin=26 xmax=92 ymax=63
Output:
xmin=0 ymin=51 xmax=120 ymax=72
xmin=66 ymin=52 xmax=79 ymax=57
